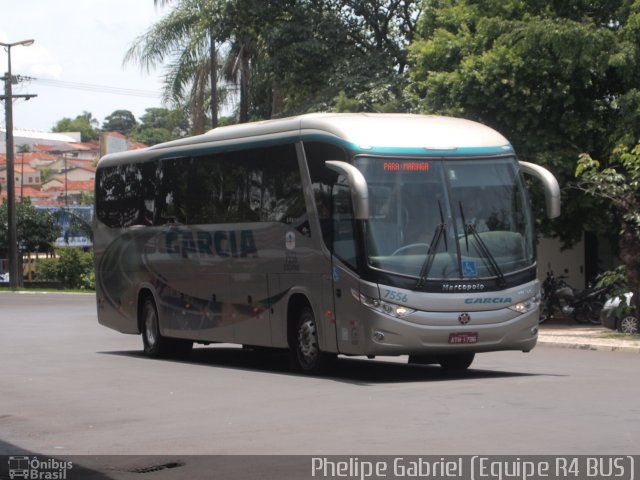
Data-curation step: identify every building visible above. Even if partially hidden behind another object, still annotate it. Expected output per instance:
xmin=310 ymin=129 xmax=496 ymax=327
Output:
xmin=0 ymin=129 xmax=115 ymax=208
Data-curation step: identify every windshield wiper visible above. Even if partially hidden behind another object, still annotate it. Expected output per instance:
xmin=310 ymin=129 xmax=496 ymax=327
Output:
xmin=459 ymin=202 xmax=506 ymax=288
xmin=416 ymin=201 xmax=448 ymax=289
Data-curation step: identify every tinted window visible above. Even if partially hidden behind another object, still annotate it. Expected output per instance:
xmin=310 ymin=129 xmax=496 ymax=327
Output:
xmin=156 ymin=144 xmax=306 ymax=226
xmin=97 ymin=143 xmax=307 ymax=229
xmin=96 ymin=162 xmax=156 ymax=228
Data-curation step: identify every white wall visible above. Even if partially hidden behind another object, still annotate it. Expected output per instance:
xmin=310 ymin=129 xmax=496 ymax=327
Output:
xmin=537 ymin=235 xmax=585 ymax=289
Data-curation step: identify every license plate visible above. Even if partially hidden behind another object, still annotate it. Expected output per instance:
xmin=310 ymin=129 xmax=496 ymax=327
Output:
xmin=449 ymin=332 xmax=479 ymax=344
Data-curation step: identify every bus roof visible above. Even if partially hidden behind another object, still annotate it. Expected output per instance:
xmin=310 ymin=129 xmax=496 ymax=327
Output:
xmin=98 ymin=113 xmax=513 ymax=166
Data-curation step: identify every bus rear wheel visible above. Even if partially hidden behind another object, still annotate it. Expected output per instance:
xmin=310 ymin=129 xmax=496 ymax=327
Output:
xmin=292 ymin=307 xmax=334 ymax=374
xmin=141 ymin=298 xmax=192 ymax=358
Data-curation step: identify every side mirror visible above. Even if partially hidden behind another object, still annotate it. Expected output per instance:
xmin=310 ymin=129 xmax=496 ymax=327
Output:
xmin=325 ymin=161 xmax=369 ymax=219
xmin=519 ymin=161 xmax=561 ymax=219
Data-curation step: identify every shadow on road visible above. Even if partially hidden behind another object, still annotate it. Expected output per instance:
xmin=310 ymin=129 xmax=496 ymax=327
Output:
xmin=100 ymin=346 xmax=556 ymax=386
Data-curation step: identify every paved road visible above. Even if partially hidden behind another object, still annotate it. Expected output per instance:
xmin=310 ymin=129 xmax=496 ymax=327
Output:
xmin=1 ymin=292 xmax=639 ymax=459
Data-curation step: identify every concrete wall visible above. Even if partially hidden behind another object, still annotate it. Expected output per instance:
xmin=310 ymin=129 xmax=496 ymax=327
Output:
xmin=537 ymin=235 xmax=585 ymax=289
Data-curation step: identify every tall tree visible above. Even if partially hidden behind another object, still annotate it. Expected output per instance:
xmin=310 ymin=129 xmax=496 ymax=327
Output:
xmin=576 ymin=145 xmax=640 ymax=318
xmin=128 ymin=0 xmax=420 ymax=125
xmin=261 ymin=0 xmax=421 ymax=115
xmin=102 ymin=110 xmax=138 ymax=136
xmin=125 ymin=0 xmax=225 ymax=132
xmin=407 ymin=0 xmax=640 ymax=246
xmin=52 ymin=111 xmax=99 ymax=142
xmin=0 ymin=199 xmax=60 ymax=257
xmin=220 ymin=0 xmax=264 ymax=123
xmin=131 ymin=107 xmax=190 ymax=145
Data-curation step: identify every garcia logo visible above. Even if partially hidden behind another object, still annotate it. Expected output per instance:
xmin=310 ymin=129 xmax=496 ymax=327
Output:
xmin=8 ymin=456 xmax=73 ymax=479
xmin=464 ymin=297 xmax=512 ymax=304
xmin=157 ymin=229 xmax=258 ymax=259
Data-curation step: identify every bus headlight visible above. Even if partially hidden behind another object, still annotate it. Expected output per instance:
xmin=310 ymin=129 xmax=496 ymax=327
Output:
xmin=509 ymin=294 xmax=540 ymax=315
xmin=357 ymin=292 xmax=416 ymax=318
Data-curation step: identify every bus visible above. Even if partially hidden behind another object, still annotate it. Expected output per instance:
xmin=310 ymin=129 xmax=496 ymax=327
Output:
xmin=93 ymin=113 xmax=560 ymax=373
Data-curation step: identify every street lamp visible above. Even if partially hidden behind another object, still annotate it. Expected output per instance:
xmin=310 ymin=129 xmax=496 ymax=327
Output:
xmin=1 ymin=39 xmax=35 ymax=288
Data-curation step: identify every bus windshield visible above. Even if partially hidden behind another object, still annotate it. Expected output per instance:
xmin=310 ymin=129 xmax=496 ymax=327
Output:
xmin=356 ymin=156 xmax=535 ymax=282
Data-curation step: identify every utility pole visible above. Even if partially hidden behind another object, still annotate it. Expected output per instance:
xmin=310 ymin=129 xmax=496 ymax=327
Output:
xmin=1 ymin=39 xmax=36 ymax=288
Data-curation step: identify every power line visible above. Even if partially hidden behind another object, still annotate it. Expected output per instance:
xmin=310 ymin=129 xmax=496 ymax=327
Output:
xmin=24 ymin=76 xmax=161 ymax=98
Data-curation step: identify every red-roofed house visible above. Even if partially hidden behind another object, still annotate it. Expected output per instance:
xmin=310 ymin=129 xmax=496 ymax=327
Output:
xmin=16 ymin=164 xmax=41 ymax=189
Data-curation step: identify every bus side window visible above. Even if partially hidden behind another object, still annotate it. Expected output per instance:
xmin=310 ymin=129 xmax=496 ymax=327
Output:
xmin=332 ymin=183 xmax=358 ymax=270
xmin=96 ymin=163 xmax=156 ymax=228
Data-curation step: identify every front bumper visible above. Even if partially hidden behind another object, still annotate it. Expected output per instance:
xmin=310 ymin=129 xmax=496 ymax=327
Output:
xmin=356 ymin=307 xmax=539 ymax=356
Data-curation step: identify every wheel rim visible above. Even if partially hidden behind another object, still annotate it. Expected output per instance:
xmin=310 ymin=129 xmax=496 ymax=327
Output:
xmin=619 ymin=316 xmax=639 ymax=335
xmin=297 ymin=314 xmax=318 ymax=367
xmin=144 ymin=304 xmax=158 ymax=347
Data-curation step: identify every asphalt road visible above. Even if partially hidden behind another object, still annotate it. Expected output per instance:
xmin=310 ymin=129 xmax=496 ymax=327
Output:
xmin=1 ymin=292 xmax=639 ymax=461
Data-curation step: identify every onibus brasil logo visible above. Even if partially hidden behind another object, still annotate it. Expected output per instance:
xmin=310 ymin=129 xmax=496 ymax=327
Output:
xmin=8 ymin=456 xmax=73 ymax=480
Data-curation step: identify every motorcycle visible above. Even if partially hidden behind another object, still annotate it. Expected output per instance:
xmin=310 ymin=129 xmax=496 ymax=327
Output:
xmin=539 ymin=269 xmax=608 ymax=324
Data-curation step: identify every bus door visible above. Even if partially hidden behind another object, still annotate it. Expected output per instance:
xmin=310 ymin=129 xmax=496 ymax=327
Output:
xmin=331 ymin=182 xmax=364 ymax=355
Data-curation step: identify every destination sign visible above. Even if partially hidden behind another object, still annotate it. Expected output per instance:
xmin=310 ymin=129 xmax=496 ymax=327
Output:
xmin=383 ymin=161 xmax=430 ymax=172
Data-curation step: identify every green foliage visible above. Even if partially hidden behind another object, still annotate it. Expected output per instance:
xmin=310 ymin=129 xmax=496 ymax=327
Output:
xmin=598 ymin=267 xmax=636 ymax=321
xmin=102 ymin=110 xmax=138 ymax=136
xmin=0 ymin=199 xmax=60 ymax=257
xmin=125 ymin=0 xmax=227 ymax=131
xmin=596 ymin=265 xmax=633 ymax=319
xmin=576 ymin=144 xmax=640 ymax=317
xmin=577 ymin=144 xmax=640 ymax=235
xmin=131 ymin=107 xmax=190 ymax=145
xmin=333 ymin=91 xmax=362 ymax=113
xmin=52 ymin=111 xmax=99 ymax=142
xmin=265 ymin=1 xmax=418 ymax=116
xmin=407 ymin=0 xmax=640 ymax=246
xmin=36 ymin=248 xmax=94 ymax=290
xmin=126 ymin=0 xmax=419 ymax=126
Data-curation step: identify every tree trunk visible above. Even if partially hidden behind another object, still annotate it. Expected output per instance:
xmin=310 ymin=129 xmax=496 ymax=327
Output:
xmin=209 ymin=32 xmax=219 ymax=129
xmin=271 ymin=85 xmax=284 ymax=118
xmin=190 ymin=70 xmax=207 ymax=135
xmin=239 ymin=51 xmax=250 ymax=124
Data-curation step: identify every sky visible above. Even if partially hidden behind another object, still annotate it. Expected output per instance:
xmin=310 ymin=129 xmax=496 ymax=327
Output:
xmin=1 ymin=0 xmax=172 ymax=133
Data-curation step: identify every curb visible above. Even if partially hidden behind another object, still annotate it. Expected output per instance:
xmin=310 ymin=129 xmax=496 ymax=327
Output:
xmin=538 ymin=324 xmax=640 ymax=353
xmin=537 ymin=339 xmax=640 ymax=353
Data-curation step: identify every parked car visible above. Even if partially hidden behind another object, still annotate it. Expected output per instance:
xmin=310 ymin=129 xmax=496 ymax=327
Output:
xmin=600 ymin=292 xmax=638 ymax=334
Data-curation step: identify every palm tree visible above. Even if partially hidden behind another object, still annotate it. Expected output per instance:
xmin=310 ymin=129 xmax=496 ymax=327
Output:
xmin=125 ymin=0 xmax=223 ymax=131
xmin=79 ymin=111 xmax=100 ymax=129
xmin=221 ymin=34 xmax=257 ymax=123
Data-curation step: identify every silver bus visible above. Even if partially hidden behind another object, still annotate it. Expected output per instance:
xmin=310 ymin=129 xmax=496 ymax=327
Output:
xmin=94 ymin=113 xmax=560 ymax=373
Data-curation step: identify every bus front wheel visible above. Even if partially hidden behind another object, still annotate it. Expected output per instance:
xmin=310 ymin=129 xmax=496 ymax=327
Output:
xmin=292 ymin=307 xmax=334 ymax=374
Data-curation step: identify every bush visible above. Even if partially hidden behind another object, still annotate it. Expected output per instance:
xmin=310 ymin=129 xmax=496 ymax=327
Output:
xmin=35 ymin=248 xmax=94 ymax=290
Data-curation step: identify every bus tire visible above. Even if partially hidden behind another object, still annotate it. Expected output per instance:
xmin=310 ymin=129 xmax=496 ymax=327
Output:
xmin=141 ymin=297 xmax=192 ymax=358
xmin=291 ymin=306 xmax=334 ymax=374
xmin=438 ymin=353 xmax=475 ymax=371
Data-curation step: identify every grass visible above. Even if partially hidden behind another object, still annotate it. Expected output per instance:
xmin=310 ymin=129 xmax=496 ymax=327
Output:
xmin=599 ymin=331 xmax=640 ymax=340
xmin=0 ymin=286 xmax=94 ymax=294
